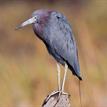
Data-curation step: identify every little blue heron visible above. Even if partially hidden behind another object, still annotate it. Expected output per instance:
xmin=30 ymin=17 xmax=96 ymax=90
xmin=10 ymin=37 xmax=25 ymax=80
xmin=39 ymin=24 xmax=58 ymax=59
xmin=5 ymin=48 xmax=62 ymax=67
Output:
xmin=16 ymin=9 xmax=82 ymax=93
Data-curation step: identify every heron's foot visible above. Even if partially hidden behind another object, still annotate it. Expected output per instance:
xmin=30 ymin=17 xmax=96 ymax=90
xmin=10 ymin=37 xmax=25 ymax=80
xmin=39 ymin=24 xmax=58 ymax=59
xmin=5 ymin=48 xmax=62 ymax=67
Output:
xmin=61 ymin=91 xmax=68 ymax=95
xmin=57 ymin=90 xmax=68 ymax=99
xmin=52 ymin=90 xmax=68 ymax=94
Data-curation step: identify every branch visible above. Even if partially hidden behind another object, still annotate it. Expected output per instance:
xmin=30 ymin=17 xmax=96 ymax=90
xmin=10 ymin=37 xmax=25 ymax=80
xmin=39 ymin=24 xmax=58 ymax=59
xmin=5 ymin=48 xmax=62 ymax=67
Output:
xmin=42 ymin=91 xmax=71 ymax=107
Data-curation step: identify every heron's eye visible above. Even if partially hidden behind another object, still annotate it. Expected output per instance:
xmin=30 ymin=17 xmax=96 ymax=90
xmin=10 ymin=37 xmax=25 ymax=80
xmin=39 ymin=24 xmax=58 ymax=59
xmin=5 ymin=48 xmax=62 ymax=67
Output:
xmin=34 ymin=16 xmax=37 ymax=20
xmin=56 ymin=15 xmax=60 ymax=19
xmin=35 ymin=17 xmax=39 ymax=23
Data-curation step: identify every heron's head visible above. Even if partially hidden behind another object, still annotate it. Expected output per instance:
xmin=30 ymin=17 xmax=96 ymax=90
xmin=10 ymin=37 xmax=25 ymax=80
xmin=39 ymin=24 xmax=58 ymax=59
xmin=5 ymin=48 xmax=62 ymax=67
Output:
xmin=16 ymin=9 xmax=52 ymax=30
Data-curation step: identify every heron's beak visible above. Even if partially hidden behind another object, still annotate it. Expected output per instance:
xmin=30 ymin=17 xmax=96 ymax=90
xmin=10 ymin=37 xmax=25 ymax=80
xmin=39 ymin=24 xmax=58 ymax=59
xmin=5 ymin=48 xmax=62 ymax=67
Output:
xmin=16 ymin=16 xmax=37 ymax=30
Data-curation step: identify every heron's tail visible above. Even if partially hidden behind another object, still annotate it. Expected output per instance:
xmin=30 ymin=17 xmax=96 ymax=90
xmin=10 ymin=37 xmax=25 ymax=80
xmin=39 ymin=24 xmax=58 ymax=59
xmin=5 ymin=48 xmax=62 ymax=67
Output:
xmin=67 ymin=62 xmax=82 ymax=80
xmin=77 ymin=75 xmax=82 ymax=80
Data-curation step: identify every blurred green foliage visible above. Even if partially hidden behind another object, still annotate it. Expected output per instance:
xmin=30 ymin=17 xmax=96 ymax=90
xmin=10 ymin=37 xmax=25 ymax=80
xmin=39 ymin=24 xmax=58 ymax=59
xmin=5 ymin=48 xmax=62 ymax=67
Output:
xmin=0 ymin=0 xmax=107 ymax=107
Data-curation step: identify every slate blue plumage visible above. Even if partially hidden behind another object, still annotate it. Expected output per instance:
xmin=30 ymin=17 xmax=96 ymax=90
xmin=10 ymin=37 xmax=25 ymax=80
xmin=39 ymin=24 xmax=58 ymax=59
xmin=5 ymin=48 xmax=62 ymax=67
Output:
xmin=32 ymin=10 xmax=82 ymax=80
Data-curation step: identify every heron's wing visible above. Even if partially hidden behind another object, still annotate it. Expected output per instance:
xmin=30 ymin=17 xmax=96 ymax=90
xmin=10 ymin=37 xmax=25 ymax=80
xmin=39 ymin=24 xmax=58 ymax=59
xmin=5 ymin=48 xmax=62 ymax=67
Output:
xmin=46 ymin=14 xmax=81 ymax=78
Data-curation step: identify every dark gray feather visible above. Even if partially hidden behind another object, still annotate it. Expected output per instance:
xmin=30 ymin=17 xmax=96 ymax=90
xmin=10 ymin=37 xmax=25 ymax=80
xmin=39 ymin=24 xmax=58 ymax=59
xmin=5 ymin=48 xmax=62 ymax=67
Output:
xmin=43 ymin=12 xmax=81 ymax=79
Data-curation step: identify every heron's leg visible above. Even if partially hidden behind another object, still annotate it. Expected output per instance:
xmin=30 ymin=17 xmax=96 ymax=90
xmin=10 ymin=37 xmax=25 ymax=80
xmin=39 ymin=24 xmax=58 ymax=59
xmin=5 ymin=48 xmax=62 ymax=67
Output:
xmin=57 ymin=63 xmax=61 ymax=91
xmin=61 ymin=63 xmax=68 ymax=92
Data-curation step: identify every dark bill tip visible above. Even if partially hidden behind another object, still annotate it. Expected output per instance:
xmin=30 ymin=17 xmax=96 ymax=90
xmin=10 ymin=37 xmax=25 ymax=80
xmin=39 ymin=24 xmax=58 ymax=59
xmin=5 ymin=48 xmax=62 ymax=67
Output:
xmin=15 ymin=25 xmax=23 ymax=30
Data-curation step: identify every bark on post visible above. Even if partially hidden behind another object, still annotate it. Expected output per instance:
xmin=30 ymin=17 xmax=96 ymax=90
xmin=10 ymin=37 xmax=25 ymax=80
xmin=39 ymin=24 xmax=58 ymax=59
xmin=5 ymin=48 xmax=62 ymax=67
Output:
xmin=42 ymin=91 xmax=71 ymax=107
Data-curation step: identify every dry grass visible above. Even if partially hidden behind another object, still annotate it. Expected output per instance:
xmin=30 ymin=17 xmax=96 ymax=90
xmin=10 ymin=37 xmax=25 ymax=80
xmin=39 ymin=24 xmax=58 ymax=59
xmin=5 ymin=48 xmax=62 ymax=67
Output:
xmin=0 ymin=1 xmax=107 ymax=107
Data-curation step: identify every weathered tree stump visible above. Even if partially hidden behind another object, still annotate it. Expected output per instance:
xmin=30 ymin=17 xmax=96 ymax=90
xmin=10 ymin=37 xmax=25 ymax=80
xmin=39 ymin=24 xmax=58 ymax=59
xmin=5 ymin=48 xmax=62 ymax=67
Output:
xmin=42 ymin=91 xmax=71 ymax=107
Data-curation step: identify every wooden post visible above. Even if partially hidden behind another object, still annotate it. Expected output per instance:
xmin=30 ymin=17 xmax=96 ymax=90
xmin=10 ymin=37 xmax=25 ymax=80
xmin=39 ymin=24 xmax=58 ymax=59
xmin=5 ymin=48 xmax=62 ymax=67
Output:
xmin=42 ymin=91 xmax=71 ymax=107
